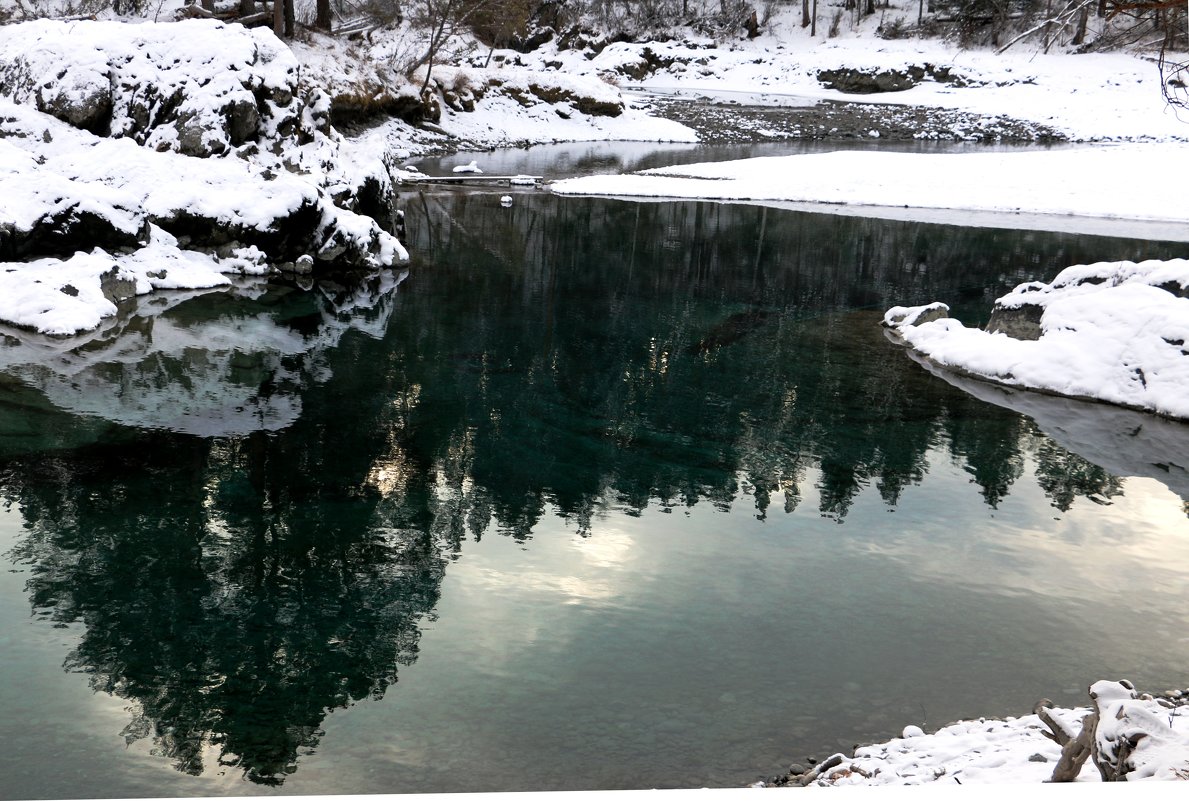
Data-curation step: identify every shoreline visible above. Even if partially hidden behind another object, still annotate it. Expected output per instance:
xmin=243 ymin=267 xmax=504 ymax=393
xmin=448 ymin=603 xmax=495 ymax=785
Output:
xmin=753 ymin=683 xmax=1189 ymax=787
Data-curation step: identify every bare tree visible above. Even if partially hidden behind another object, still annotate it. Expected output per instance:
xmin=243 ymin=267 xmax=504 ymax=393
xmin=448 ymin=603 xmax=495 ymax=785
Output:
xmin=406 ymin=0 xmax=490 ymax=95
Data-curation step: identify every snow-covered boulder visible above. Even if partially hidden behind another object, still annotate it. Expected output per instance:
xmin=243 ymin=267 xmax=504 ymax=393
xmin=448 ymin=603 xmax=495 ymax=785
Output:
xmin=0 ymin=137 xmax=148 ymax=259
xmin=885 ymin=259 xmax=1189 ymax=420
xmin=1 ymin=99 xmax=403 ymax=267
xmin=1088 ymin=680 xmax=1189 ymax=781
xmin=0 ymin=86 xmax=405 ymax=335
xmin=0 ymin=19 xmax=321 ymax=157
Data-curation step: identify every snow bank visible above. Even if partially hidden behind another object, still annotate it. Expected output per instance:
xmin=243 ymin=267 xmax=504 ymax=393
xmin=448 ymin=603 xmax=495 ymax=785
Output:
xmin=757 ymin=681 xmax=1189 ymax=786
xmin=0 ymin=20 xmax=408 ymax=336
xmin=884 ymin=259 xmax=1189 ymax=420
xmin=513 ymin=8 xmax=1189 ymax=144
xmin=549 ymin=145 xmax=1187 ymax=235
xmin=418 ymin=63 xmax=697 ymax=148
xmin=0 ymin=19 xmax=302 ymax=156
xmin=0 ymin=224 xmax=267 ymax=336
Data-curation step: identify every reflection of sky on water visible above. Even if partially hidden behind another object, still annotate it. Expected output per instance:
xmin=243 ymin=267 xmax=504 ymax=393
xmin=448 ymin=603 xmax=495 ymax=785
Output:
xmin=4 ymin=438 xmax=1187 ymax=796
xmin=3 ymin=192 xmax=1189 ymax=795
xmin=303 ymin=450 xmax=1189 ymax=793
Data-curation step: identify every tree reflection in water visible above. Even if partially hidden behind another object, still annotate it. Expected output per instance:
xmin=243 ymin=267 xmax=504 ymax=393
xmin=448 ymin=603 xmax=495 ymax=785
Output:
xmin=0 ymin=194 xmax=1183 ymax=785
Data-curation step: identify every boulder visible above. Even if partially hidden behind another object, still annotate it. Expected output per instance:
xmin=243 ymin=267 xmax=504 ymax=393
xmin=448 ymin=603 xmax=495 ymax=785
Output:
xmin=0 ymin=20 xmax=311 ymax=158
xmin=985 ymin=301 xmax=1043 ymax=340
xmin=818 ymin=64 xmax=969 ymax=94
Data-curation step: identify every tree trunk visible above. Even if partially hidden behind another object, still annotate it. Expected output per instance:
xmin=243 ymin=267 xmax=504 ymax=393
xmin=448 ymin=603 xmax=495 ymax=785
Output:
xmin=315 ymin=0 xmax=331 ymax=30
xmin=1043 ymin=0 xmax=1054 ymax=52
xmin=811 ymin=0 xmax=818 ymax=35
xmin=273 ymin=0 xmax=283 ymax=36
xmin=239 ymin=0 xmax=255 ymax=14
xmin=802 ymin=0 xmax=810 ymax=26
xmin=284 ymin=0 xmax=295 ymax=38
xmin=1071 ymin=5 xmax=1088 ymax=44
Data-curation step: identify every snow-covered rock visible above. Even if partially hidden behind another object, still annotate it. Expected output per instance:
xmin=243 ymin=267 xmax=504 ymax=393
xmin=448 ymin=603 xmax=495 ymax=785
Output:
xmin=1 ymin=97 xmax=403 ymax=264
xmin=0 ymin=19 xmax=318 ymax=157
xmin=884 ymin=259 xmax=1189 ymax=420
xmin=0 ymin=20 xmax=409 ymax=335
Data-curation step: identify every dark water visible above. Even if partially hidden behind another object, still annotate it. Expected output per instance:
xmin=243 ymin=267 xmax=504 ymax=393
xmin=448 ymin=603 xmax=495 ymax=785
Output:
xmin=2 ymin=194 xmax=1188 ymax=798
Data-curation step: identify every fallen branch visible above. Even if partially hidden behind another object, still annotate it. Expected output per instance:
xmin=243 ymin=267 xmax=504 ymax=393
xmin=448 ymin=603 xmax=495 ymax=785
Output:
xmin=995 ymin=0 xmax=1093 ymax=53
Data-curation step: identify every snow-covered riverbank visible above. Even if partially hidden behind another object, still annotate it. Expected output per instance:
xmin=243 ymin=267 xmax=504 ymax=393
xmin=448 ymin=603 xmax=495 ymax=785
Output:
xmin=0 ymin=19 xmax=407 ymax=335
xmin=0 ymin=3 xmax=1188 ymax=791
xmin=547 ymin=144 xmax=1189 ymax=241
xmin=752 ymin=681 xmax=1189 ymax=787
xmin=2 ymin=4 xmax=1186 ymax=335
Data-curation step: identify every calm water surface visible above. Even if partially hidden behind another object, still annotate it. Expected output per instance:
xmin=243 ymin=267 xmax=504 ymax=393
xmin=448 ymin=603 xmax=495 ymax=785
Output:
xmin=1 ymin=189 xmax=1188 ymax=798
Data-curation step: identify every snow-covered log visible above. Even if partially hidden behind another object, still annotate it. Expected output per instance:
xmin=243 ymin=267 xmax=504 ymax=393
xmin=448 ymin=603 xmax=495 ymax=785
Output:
xmin=1085 ymin=680 xmax=1189 ymax=781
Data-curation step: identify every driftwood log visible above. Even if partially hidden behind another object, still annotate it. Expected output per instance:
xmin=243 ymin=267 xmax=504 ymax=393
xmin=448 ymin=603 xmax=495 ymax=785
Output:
xmin=1038 ymin=679 xmax=1184 ymax=782
xmin=1035 ymin=699 xmax=1096 ymax=782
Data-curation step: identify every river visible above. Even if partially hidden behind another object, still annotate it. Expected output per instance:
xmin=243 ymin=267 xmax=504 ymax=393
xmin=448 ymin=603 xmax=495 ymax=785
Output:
xmin=1 ymin=143 xmax=1188 ymax=797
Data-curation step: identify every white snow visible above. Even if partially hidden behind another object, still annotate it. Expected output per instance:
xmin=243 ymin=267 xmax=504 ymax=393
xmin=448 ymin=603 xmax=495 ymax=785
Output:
xmin=754 ymin=682 xmax=1189 ymax=786
xmin=511 ymin=11 xmax=1189 ymax=144
xmin=806 ymin=713 xmax=1072 ymax=785
xmin=0 ymin=18 xmax=299 ymax=155
xmin=0 ymin=225 xmax=265 ymax=336
xmin=885 ymin=258 xmax=1189 ymax=420
xmin=0 ymin=21 xmax=407 ymax=337
xmin=549 ymin=144 xmax=1189 ymax=239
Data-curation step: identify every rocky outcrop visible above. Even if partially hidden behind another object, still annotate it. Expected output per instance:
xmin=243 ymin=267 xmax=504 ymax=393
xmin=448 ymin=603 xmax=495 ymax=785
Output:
xmin=984 ymin=299 xmax=1044 ymax=340
xmin=329 ymin=85 xmax=436 ymax=126
xmin=423 ymin=65 xmax=626 ymax=119
xmin=0 ymin=202 xmax=148 ymax=262
xmin=0 ymin=21 xmax=406 ymax=278
xmin=817 ymin=64 xmax=970 ymax=94
xmin=0 ymin=19 xmax=324 ymax=157
xmin=507 ymin=80 xmax=624 ymax=117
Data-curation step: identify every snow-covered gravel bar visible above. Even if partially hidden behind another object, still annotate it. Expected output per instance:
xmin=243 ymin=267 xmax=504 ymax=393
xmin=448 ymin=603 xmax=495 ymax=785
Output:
xmin=549 ymin=144 xmax=1189 ymax=240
